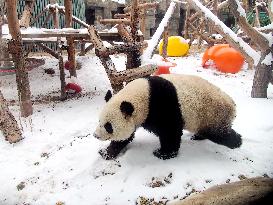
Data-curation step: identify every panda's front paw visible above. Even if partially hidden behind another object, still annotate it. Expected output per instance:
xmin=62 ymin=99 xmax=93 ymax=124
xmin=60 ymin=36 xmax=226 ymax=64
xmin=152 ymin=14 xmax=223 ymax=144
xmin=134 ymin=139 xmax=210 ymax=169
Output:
xmin=99 ymin=148 xmax=117 ymax=160
xmin=153 ymin=149 xmax=178 ymax=160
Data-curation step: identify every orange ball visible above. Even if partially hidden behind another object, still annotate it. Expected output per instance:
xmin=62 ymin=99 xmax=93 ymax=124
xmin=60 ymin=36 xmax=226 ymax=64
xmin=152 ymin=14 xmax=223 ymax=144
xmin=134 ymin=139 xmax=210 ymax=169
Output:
xmin=213 ymin=47 xmax=244 ymax=73
xmin=202 ymin=44 xmax=229 ymax=67
xmin=202 ymin=44 xmax=244 ymax=73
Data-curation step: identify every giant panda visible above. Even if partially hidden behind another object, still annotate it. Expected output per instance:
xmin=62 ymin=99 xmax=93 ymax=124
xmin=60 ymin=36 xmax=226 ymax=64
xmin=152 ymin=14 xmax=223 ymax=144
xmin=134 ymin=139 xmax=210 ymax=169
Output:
xmin=94 ymin=74 xmax=242 ymax=160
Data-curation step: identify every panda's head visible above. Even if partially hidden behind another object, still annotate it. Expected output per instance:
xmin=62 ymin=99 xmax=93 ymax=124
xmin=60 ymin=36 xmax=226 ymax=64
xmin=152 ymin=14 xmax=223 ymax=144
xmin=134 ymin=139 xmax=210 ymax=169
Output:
xmin=94 ymin=90 xmax=136 ymax=141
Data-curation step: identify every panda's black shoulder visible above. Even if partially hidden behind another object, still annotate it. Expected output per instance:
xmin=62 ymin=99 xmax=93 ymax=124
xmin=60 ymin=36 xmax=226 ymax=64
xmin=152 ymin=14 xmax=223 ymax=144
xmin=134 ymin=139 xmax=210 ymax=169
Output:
xmin=142 ymin=75 xmax=184 ymax=133
xmin=144 ymin=75 xmax=179 ymax=106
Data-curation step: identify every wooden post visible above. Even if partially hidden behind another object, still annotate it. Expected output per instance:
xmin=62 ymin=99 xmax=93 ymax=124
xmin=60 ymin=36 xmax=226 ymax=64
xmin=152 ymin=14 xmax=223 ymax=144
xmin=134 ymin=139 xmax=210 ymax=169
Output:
xmin=51 ymin=0 xmax=67 ymax=100
xmin=0 ymin=91 xmax=22 ymax=143
xmin=162 ymin=0 xmax=170 ymax=59
xmin=254 ymin=5 xmax=261 ymax=28
xmin=64 ymin=0 xmax=77 ymax=77
xmin=6 ymin=0 xmax=33 ymax=117
xmin=183 ymin=5 xmax=189 ymax=39
xmin=162 ymin=27 xmax=168 ymax=59
xmin=127 ymin=0 xmax=141 ymax=69
xmin=269 ymin=0 xmax=273 ymax=22
xmin=140 ymin=0 xmax=146 ymax=37
xmin=20 ymin=0 xmax=35 ymax=28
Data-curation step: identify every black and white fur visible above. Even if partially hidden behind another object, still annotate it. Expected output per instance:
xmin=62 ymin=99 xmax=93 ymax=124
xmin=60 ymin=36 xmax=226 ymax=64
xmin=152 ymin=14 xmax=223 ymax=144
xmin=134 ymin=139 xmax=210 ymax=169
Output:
xmin=94 ymin=74 xmax=242 ymax=160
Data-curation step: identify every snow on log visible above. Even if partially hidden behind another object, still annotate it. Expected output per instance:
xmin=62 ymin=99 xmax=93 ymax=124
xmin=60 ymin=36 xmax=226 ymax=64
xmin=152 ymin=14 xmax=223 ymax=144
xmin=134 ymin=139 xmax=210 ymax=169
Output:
xmin=142 ymin=1 xmax=176 ymax=62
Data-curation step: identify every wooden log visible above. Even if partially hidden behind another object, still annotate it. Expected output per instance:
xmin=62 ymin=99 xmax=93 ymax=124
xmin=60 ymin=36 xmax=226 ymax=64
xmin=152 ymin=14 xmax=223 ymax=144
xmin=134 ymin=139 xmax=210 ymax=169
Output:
xmin=58 ymin=8 xmax=90 ymax=29
xmin=0 ymin=91 xmax=22 ymax=143
xmin=169 ymin=177 xmax=273 ymax=205
xmin=108 ymin=64 xmax=157 ymax=85
xmin=99 ymin=19 xmax=131 ymax=25
xmin=20 ymin=0 xmax=35 ymax=28
xmin=64 ymin=0 xmax=77 ymax=77
xmin=96 ymin=42 xmax=147 ymax=57
xmin=117 ymin=24 xmax=133 ymax=42
xmin=114 ymin=13 xmax=131 ymax=19
xmin=87 ymin=25 xmax=116 ymax=71
xmin=6 ymin=0 xmax=33 ymax=117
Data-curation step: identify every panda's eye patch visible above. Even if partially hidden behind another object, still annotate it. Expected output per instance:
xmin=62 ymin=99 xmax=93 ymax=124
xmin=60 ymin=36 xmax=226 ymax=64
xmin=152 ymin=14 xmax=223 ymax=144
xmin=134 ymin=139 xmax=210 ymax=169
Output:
xmin=104 ymin=122 xmax=113 ymax=134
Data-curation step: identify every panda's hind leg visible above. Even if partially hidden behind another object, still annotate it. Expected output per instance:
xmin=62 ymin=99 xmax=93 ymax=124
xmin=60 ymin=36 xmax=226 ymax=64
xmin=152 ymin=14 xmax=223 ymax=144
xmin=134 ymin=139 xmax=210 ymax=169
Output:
xmin=193 ymin=127 xmax=242 ymax=149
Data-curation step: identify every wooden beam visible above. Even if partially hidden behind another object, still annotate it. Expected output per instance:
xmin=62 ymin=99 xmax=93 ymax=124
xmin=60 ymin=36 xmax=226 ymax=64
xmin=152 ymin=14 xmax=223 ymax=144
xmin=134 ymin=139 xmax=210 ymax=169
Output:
xmin=124 ymin=2 xmax=158 ymax=13
xmin=114 ymin=13 xmax=131 ymax=19
xmin=99 ymin=19 xmax=131 ymax=25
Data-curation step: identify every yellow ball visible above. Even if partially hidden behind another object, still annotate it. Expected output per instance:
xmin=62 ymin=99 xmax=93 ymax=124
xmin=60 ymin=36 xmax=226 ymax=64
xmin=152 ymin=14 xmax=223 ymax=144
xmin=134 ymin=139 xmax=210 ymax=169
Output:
xmin=159 ymin=36 xmax=189 ymax=57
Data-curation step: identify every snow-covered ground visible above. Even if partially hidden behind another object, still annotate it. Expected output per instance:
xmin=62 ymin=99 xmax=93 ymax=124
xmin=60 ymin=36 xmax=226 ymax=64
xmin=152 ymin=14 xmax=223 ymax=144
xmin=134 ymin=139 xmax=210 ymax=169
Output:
xmin=0 ymin=52 xmax=273 ymax=205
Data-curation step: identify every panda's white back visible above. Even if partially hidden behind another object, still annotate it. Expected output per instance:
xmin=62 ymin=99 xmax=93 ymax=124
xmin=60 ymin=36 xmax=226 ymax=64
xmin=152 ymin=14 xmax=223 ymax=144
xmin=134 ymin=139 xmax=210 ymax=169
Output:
xmin=160 ymin=74 xmax=236 ymax=133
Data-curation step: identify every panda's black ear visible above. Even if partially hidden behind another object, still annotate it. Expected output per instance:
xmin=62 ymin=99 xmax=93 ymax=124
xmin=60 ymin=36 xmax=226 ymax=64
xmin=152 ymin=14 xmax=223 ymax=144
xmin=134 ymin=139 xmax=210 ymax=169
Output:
xmin=120 ymin=101 xmax=134 ymax=117
xmin=105 ymin=90 xmax=112 ymax=102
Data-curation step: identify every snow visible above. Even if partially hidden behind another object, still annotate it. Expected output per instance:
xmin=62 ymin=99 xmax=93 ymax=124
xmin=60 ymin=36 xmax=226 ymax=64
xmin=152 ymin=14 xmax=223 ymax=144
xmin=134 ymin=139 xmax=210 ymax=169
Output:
xmin=261 ymin=53 xmax=273 ymax=65
xmin=235 ymin=0 xmax=246 ymax=17
xmin=0 ymin=50 xmax=273 ymax=205
xmin=260 ymin=32 xmax=273 ymax=47
xmin=111 ymin=0 xmax=126 ymax=4
xmin=142 ymin=1 xmax=176 ymax=63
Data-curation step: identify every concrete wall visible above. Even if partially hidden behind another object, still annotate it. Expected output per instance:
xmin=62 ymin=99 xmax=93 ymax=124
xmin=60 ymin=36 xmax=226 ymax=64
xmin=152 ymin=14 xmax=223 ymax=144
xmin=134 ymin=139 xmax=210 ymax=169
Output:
xmin=85 ymin=0 xmax=186 ymax=39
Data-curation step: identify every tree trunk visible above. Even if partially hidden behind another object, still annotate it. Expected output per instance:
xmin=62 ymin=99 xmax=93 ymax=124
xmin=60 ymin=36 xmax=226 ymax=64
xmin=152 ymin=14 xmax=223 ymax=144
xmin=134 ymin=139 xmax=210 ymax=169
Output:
xmin=0 ymin=91 xmax=22 ymax=143
xmin=64 ymin=0 xmax=77 ymax=77
xmin=251 ymin=50 xmax=273 ymax=98
xmin=6 ymin=0 xmax=33 ymax=117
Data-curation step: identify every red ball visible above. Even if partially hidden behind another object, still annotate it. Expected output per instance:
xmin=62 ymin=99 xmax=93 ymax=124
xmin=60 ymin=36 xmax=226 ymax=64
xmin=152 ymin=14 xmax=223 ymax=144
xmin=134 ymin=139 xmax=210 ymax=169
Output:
xmin=64 ymin=83 xmax=82 ymax=94
xmin=154 ymin=65 xmax=171 ymax=75
xmin=64 ymin=61 xmax=71 ymax=70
